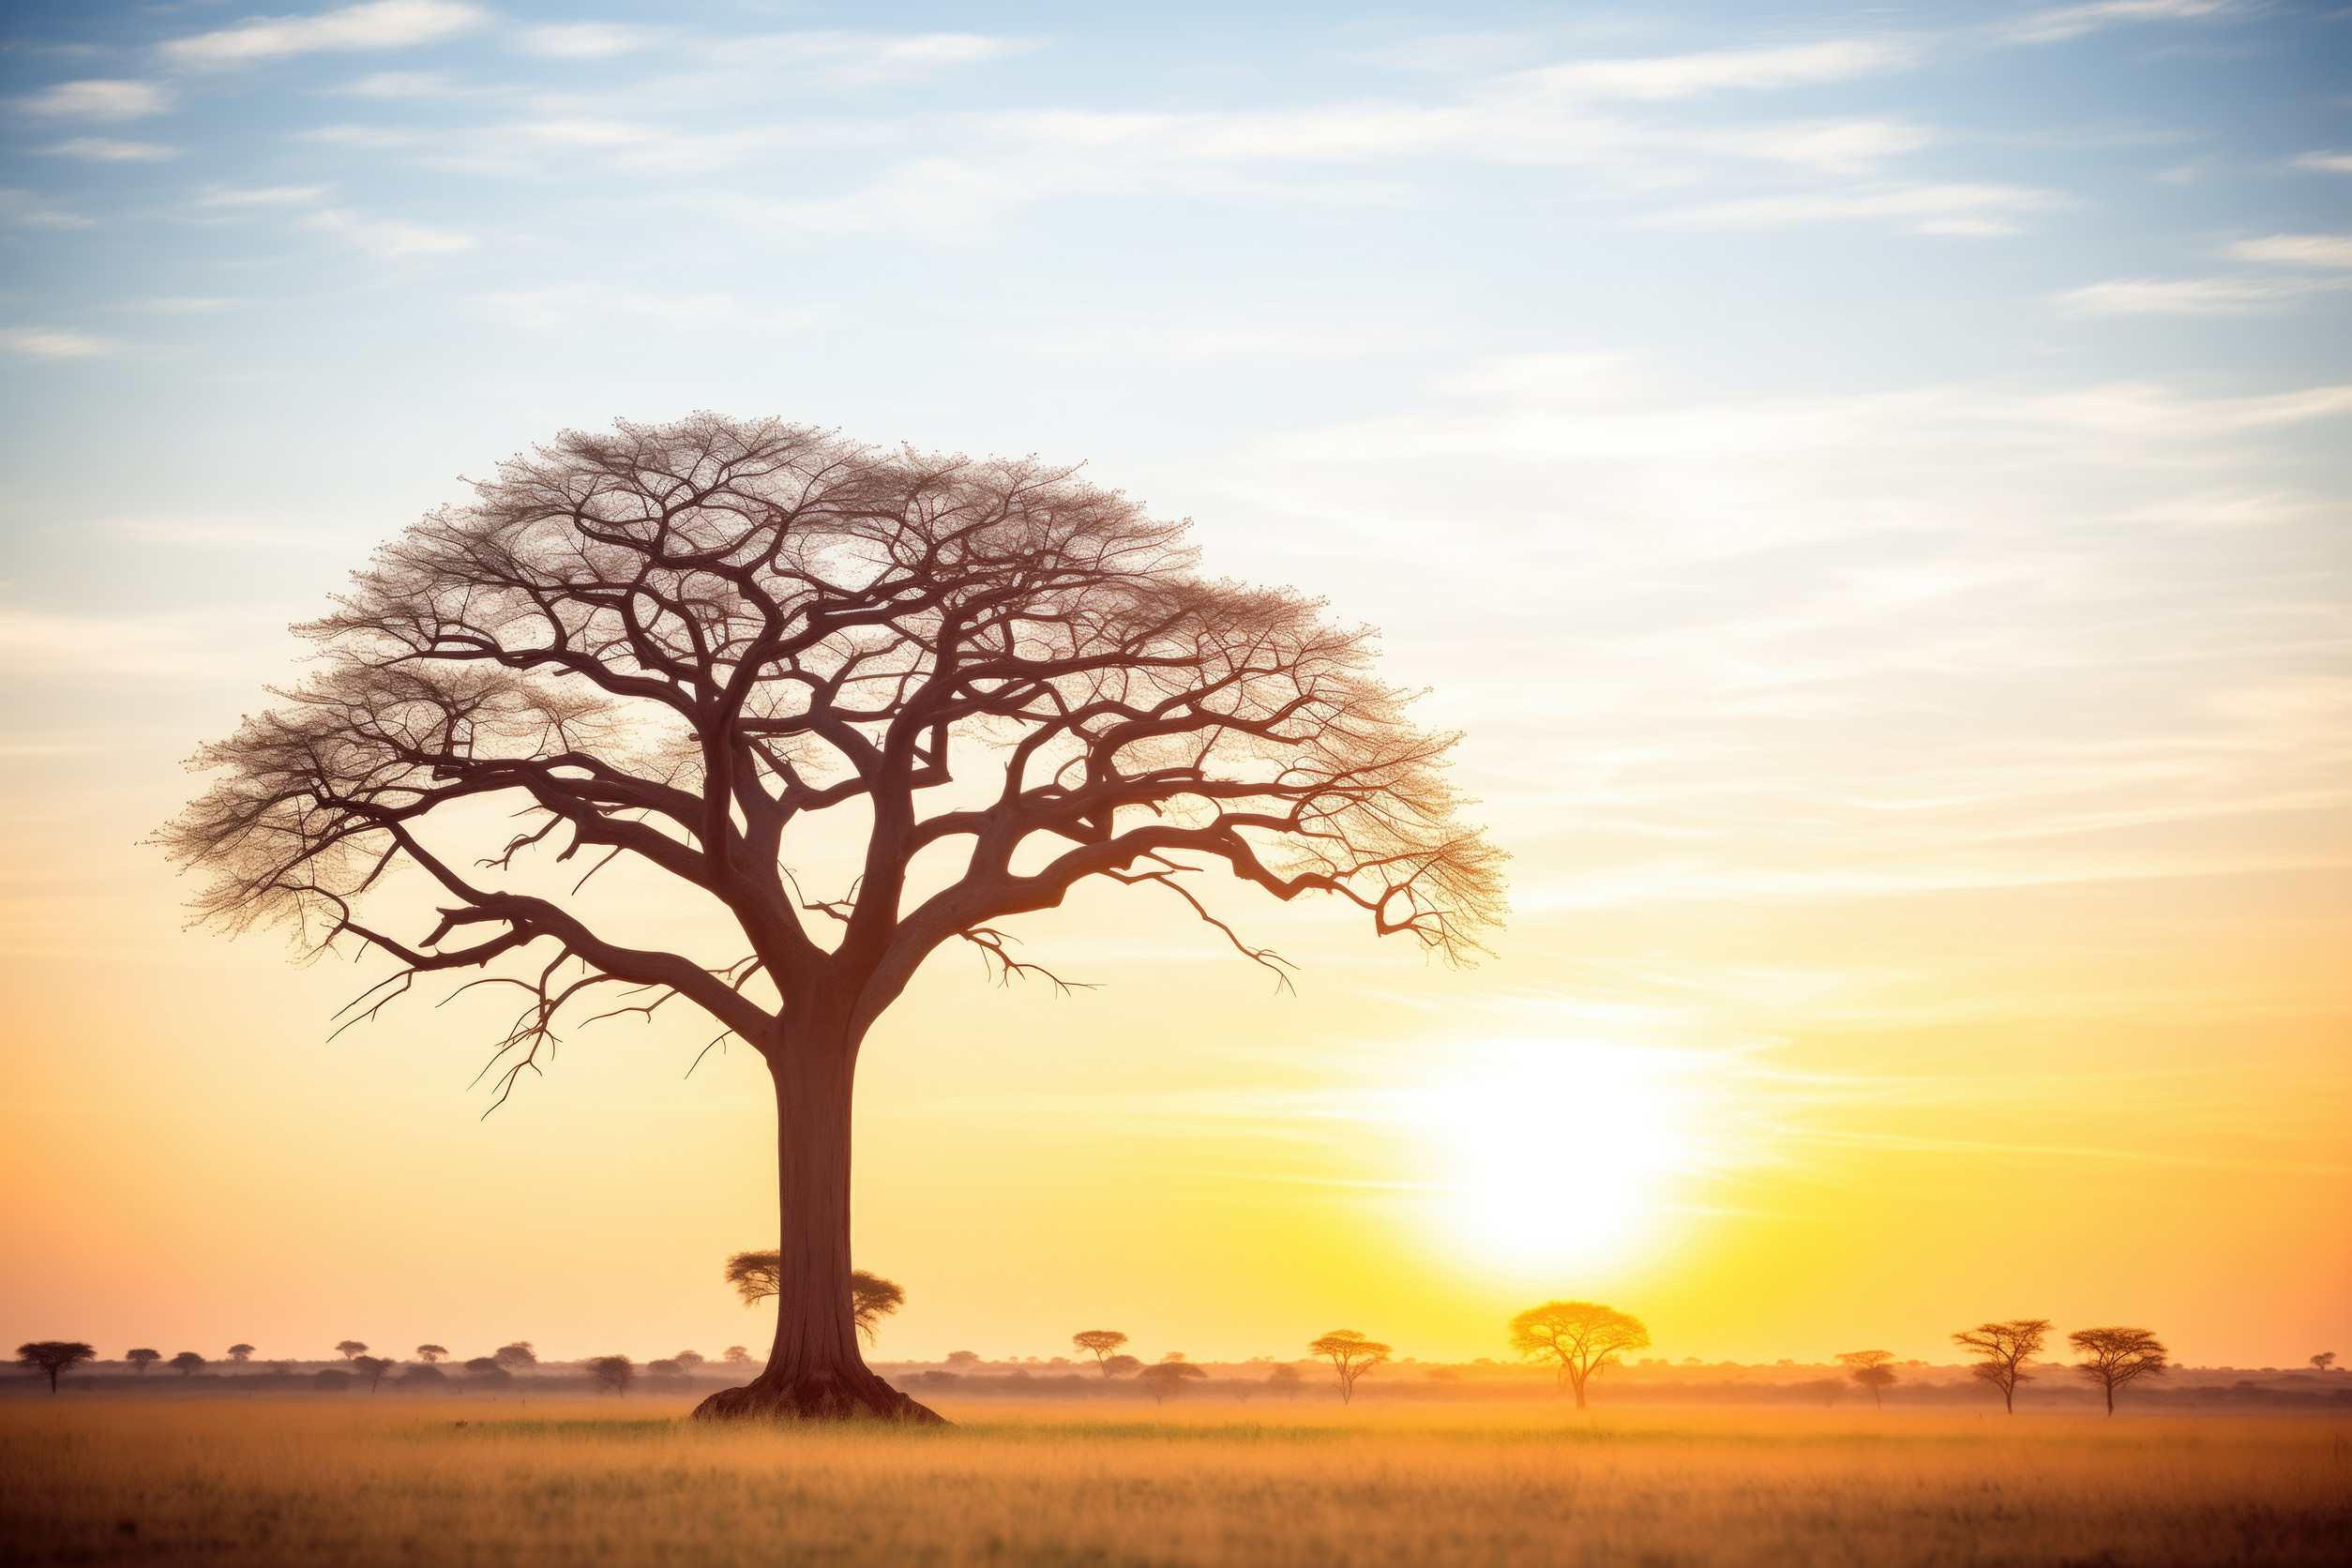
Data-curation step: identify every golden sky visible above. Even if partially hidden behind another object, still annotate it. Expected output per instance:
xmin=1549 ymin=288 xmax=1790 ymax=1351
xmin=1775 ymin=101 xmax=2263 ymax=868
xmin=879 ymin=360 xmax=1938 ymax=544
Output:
xmin=3 ymin=1 xmax=2347 ymax=1371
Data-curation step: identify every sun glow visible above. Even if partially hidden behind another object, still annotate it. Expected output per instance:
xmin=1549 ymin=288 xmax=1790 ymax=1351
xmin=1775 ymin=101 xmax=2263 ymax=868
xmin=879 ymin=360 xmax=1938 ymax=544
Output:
xmin=1414 ymin=1041 xmax=1695 ymax=1274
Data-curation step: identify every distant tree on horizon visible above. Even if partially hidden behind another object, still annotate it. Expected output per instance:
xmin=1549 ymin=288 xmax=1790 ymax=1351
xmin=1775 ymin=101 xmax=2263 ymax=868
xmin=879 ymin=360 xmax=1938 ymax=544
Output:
xmin=1799 ymin=1377 xmax=1844 ymax=1409
xmin=416 ymin=1345 xmax=448 ymax=1364
xmin=227 ymin=1344 xmax=255 ymax=1363
xmin=334 ymin=1340 xmax=368 ymax=1361
xmin=169 ymin=1351 xmax=205 ymax=1377
xmin=675 ymin=1349 xmax=707 ymax=1368
xmin=1309 ymin=1331 xmax=1392 ymax=1406
xmin=723 ymin=1346 xmax=753 ymax=1365
xmin=1073 ymin=1331 xmax=1130 ymax=1376
xmin=17 ymin=1341 xmax=97 ymax=1394
xmin=1101 ymin=1354 xmax=1142 ymax=1379
xmin=1836 ymin=1349 xmax=1899 ymax=1410
xmin=1507 ymin=1302 xmax=1650 ymax=1410
xmin=127 ymin=1348 xmax=159 ymax=1374
xmin=1268 ymin=1364 xmax=1304 ymax=1403
xmin=1137 ymin=1361 xmax=1207 ymax=1405
xmin=160 ymin=415 xmax=1504 ymax=1424
xmin=2313 ymin=1352 xmax=2336 ymax=1372
xmin=587 ymin=1355 xmax=635 ymax=1396
xmin=351 ymin=1355 xmax=395 ymax=1393
xmin=2069 ymin=1327 xmax=2167 ymax=1416
xmin=728 ymin=1254 xmax=907 ymax=1346
xmin=1952 ymin=1319 xmax=2051 ymax=1414
xmin=646 ymin=1358 xmax=689 ymax=1385
xmin=493 ymin=1343 xmax=537 ymax=1370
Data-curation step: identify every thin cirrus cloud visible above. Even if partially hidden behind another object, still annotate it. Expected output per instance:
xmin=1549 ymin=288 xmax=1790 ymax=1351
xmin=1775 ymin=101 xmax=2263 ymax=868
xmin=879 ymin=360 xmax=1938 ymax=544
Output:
xmin=158 ymin=0 xmax=489 ymax=69
xmin=2226 ymin=234 xmax=2352 ymax=269
xmin=2058 ymin=234 xmax=2352 ymax=314
xmin=2001 ymin=0 xmax=2236 ymax=46
xmin=301 ymin=206 xmax=473 ymax=255
xmin=43 ymin=138 xmax=179 ymax=161
xmin=2291 ymin=151 xmax=2352 ymax=173
xmin=515 ymin=23 xmax=664 ymax=60
xmin=9 ymin=79 xmax=173 ymax=120
xmin=2 ymin=328 xmax=115 ymax=359
xmin=1651 ymin=181 xmax=2061 ymax=236
xmin=1520 ymin=38 xmax=1912 ymax=99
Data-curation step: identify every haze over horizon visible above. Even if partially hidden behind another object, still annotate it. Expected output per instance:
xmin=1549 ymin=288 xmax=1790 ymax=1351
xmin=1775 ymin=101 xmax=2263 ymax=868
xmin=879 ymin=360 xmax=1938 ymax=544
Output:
xmin=2 ymin=1 xmax=2344 ymax=1372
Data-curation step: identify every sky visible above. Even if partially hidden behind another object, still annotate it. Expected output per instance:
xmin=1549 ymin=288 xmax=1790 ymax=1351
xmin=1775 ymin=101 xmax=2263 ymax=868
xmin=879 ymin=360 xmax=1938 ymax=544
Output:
xmin=1 ymin=0 xmax=2345 ymax=1374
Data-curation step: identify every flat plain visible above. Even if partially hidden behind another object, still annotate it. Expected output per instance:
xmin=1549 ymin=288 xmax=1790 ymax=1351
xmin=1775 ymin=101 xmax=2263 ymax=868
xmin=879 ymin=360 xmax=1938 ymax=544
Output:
xmin=3 ymin=1399 xmax=2344 ymax=1567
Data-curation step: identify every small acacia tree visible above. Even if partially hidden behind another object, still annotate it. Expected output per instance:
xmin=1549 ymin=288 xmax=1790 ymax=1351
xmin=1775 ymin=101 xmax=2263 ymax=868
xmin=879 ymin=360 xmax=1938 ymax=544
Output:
xmin=1136 ymin=1360 xmax=1207 ymax=1405
xmin=352 ymin=1355 xmax=395 ymax=1392
xmin=493 ymin=1343 xmax=537 ymax=1370
xmin=2313 ymin=1352 xmax=2336 ymax=1372
xmin=588 ymin=1355 xmax=636 ymax=1396
xmin=723 ymin=1346 xmax=754 ymax=1365
xmin=1072 ymin=1331 xmax=1129 ymax=1376
xmin=728 ymin=1253 xmax=906 ymax=1346
xmin=1268 ymin=1364 xmax=1304 ymax=1402
xmin=416 ymin=1345 xmax=448 ymax=1364
xmin=1836 ymin=1349 xmax=1898 ymax=1410
xmin=2069 ymin=1327 xmax=2167 ymax=1416
xmin=127 ymin=1348 xmax=159 ymax=1374
xmin=335 ymin=1340 xmax=368 ymax=1361
xmin=1309 ymin=1331 xmax=1392 ymax=1405
xmin=227 ymin=1344 xmax=255 ymax=1363
xmin=162 ymin=416 xmax=1504 ymax=1423
xmin=18 ymin=1341 xmax=97 ymax=1394
xmin=169 ymin=1351 xmax=206 ymax=1377
xmin=1952 ymin=1319 xmax=2049 ymax=1414
xmin=1507 ymin=1301 xmax=1649 ymax=1410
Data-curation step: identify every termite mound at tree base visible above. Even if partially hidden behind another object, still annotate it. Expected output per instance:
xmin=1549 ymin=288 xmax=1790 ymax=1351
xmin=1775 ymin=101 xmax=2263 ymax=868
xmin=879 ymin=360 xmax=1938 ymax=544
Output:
xmin=691 ymin=1368 xmax=947 ymax=1425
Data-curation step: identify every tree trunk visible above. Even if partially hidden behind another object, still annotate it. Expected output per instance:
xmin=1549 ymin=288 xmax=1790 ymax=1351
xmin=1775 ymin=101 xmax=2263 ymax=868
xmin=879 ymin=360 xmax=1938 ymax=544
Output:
xmin=693 ymin=1023 xmax=942 ymax=1425
xmin=1570 ymin=1365 xmax=1589 ymax=1410
xmin=2103 ymin=1381 xmax=2114 ymax=1417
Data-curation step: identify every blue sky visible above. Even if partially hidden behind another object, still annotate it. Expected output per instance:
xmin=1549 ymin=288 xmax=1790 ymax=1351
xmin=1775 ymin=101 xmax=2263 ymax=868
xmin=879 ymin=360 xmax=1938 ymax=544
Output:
xmin=1 ymin=3 xmax=2347 ymax=1362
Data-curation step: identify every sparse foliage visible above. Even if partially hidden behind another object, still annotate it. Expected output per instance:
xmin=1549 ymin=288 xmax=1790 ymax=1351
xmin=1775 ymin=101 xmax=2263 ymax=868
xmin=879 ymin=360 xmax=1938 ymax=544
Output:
xmin=1136 ymin=1361 xmax=1207 ymax=1404
xmin=227 ymin=1344 xmax=255 ymax=1363
xmin=170 ymin=1351 xmax=205 ymax=1377
xmin=161 ymin=416 xmax=1504 ymax=1422
xmin=416 ymin=1345 xmax=448 ymax=1364
xmin=723 ymin=1346 xmax=753 ymax=1365
xmin=1073 ymin=1331 xmax=1130 ymax=1376
xmin=1309 ymin=1330 xmax=1392 ymax=1406
xmin=1507 ymin=1301 xmax=1649 ymax=1410
xmin=675 ymin=1350 xmax=707 ymax=1368
xmin=17 ymin=1341 xmax=96 ymax=1394
xmin=335 ymin=1340 xmax=368 ymax=1361
xmin=587 ymin=1355 xmax=635 ymax=1396
xmin=2068 ymin=1327 xmax=2167 ymax=1417
xmin=2313 ymin=1352 xmax=2336 ymax=1372
xmin=351 ymin=1355 xmax=394 ymax=1392
xmin=127 ymin=1349 xmax=159 ymax=1374
xmin=1836 ymin=1349 xmax=1898 ymax=1410
xmin=1952 ymin=1319 xmax=2050 ymax=1414
xmin=726 ymin=1254 xmax=907 ymax=1347
xmin=493 ymin=1342 xmax=537 ymax=1370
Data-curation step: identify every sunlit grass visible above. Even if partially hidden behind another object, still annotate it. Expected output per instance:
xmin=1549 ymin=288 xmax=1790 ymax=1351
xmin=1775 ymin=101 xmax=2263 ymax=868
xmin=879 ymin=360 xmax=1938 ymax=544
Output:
xmin=4 ymin=1398 xmax=2344 ymax=1566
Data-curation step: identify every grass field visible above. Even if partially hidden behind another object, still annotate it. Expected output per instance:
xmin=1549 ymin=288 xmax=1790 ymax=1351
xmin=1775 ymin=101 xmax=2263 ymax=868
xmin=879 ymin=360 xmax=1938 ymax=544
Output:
xmin=3 ymin=1399 xmax=2344 ymax=1566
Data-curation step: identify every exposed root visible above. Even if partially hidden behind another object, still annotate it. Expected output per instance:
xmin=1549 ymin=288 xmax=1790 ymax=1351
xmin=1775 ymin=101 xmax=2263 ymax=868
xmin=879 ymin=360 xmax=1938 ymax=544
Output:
xmin=690 ymin=1367 xmax=947 ymax=1425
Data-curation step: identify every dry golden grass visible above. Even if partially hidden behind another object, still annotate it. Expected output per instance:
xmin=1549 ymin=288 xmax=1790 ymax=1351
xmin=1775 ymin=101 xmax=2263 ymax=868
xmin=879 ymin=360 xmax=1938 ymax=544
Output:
xmin=3 ymin=1397 xmax=2343 ymax=1567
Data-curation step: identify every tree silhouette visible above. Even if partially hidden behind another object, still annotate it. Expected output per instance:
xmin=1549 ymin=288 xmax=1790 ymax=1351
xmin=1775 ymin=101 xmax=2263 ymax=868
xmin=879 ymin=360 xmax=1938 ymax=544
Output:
xmin=1952 ymin=1319 xmax=2050 ymax=1414
xmin=169 ymin=1351 xmax=205 ymax=1377
xmin=1836 ymin=1349 xmax=1898 ymax=1410
xmin=126 ymin=1348 xmax=159 ymax=1374
xmin=17 ymin=1341 xmax=96 ymax=1394
xmin=587 ymin=1355 xmax=635 ymax=1396
xmin=1101 ymin=1354 xmax=1142 ymax=1378
xmin=493 ymin=1343 xmax=537 ymax=1370
xmin=334 ymin=1340 xmax=368 ymax=1361
xmin=1072 ymin=1331 xmax=1130 ymax=1376
xmin=2313 ymin=1352 xmax=2336 ymax=1372
xmin=723 ymin=1346 xmax=754 ymax=1365
xmin=2068 ymin=1327 xmax=2167 ymax=1416
xmin=227 ymin=1344 xmax=255 ymax=1363
xmin=162 ymin=416 xmax=1504 ymax=1423
xmin=1136 ymin=1360 xmax=1207 ymax=1405
xmin=415 ymin=1345 xmax=448 ymax=1364
xmin=675 ymin=1349 xmax=707 ymax=1369
xmin=727 ymin=1253 xmax=907 ymax=1346
xmin=1308 ymin=1330 xmax=1392 ymax=1405
xmin=1507 ymin=1302 xmax=1649 ymax=1410
xmin=351 ymin=1355 xmax=394 ymax=1392
xmin=1268 ymin=1364 xmax=1303 ymax=1402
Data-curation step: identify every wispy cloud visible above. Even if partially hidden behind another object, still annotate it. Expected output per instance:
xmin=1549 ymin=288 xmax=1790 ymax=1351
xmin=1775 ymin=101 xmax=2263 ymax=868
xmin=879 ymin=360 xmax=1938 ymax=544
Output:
xmin=301 ymin=206 xmax=473 ymax=255
xmin=2 ymin=328 xmax=115 ymax=359
xmin=1522 ymin=39 xmax=1912 ymax=99
xmin=161 ymin=1 xmax=489 ymax=69
xmin=43 ymin=137 xmax=178 ymax=161
xmin=727 ymin=30 xmax=1029 ymax=85
xmin=515 ymin=23 xmax=664 ymax=60
xmin=9 ymin=79 xmax=173 ymax=121
xmin=0 ymin=189 xmax=92 ymax=229
xmin=197 ymin=184 xmax=331 ymax=206
xmin=2291 ymin=150 xmax=2352 ymax=174
xmin=1656 ymin=181 xmax=2061 ymax=235
xmin=2058 ymin=274 xmax=2352 ymax=313
xmin=2004 ymin=0 xmax=2236 ymax=46
xmin=2226 ymin=233 xmax=2352 ymax=268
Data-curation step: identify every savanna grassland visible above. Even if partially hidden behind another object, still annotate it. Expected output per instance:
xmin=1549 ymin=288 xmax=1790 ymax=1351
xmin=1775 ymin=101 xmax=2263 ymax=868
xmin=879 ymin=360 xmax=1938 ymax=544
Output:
xmin=4 ymin=1400 xmax=2345 ymax=1568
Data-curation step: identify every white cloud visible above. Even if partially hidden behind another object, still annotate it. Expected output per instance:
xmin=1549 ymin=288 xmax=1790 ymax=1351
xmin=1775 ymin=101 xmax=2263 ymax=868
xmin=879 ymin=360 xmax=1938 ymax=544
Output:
xmin=2291 ymin=151 xmax=2352 ymax=174
xmin=198 ymin=184 xmax=331 ymax=205
xmin=516 ymin=23 xmax=661 ymax=59
xmin=2004 ymin=0 xmax=2235 ymax=45
xmin=338 ymin=70 xmax=466 ymax=98
xmin=10 ymin=79 xmax=173 ymax=120
xmin=116 ymin=297 xmax=241 ymax=314
xmin=2058 ymin=275 xmax=2350 ymax=314
xmin=1714 ymin=119 xmax=1934 ymax=175
xmin=729 ymin=29 xmax=1027 ymax=85
xmin=161 ymin=1 xmax=489 ymax=69
xmin=302 ymin=207 xmax=474 ymax=255
xmin=2225 ymin=234 xmax=2352 ymax=269
xmin=0 ymin=189 xmax=91 ymax=228
xmin=1522 ymin=39 xmax=1912 ymax=99
xmin=1656 ymin=181 xmax=2061 ymax=236
xmin=3 ymin=328 xmax=115 ymax=358
xmin=44 ymin=137 xmax=178 ymax=161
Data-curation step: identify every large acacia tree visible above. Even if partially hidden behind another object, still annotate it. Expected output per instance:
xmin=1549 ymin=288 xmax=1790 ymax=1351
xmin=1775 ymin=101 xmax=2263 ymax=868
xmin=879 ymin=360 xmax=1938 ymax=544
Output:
xmin=164 ymin=415 xmax=1505 ymax=1422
